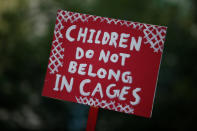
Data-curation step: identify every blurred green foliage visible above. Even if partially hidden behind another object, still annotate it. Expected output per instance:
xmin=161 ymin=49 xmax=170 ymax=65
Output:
xmin=0 ymin=0 xmax=197 ymax=130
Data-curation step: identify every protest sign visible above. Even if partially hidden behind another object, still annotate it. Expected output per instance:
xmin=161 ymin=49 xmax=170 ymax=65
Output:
xmin=42 ymin=9 xmax=167 ymax=118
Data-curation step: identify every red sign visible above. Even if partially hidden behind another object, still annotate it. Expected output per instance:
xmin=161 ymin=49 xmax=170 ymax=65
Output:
xmin=42 ymin=9 xmax=167 ymax=118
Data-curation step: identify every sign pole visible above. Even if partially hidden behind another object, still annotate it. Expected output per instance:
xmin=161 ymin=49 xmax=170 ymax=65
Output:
xmin=86 ymin=106 xmax=99 ymax=131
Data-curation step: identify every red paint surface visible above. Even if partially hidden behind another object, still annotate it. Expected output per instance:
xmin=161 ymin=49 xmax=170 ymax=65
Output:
xmin=42 ymin=10 xmax=167 ymax=118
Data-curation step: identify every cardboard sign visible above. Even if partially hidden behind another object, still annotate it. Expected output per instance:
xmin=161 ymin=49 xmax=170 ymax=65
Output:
xmin=42 ymin=9 xmax=167 ymax=118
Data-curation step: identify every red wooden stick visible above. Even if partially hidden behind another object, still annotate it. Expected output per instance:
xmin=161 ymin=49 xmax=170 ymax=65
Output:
xmin=86 ymin=106 xmax=99 ymax=131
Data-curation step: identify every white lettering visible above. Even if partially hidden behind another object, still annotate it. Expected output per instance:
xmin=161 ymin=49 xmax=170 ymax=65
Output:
xmin=60 ymin=76 xmax=74 ymax=92
xmin=130 ymin=37 xmax=142 ymax=51
xmin=80 ymin=79 xmax=91 ymax=96
xmin=53 ymin=74 xmax=61 ymax=91
xmin=106 ymin=84 xmax=120 ymax=99
xmin=68 ymin=61 xmax=77 ymax=74
xmin=119 ymin=33 xmax=130 ymax=48
xmin=78 ymin=64 xmax=87 ymax=75
xmin=119 ymin=53 xmax=130 ymax=66
xmin=130 ymin=88 xmax=141 ymax=105
xmin=66 ymin=25 xmax=76 ymax=42
xmin=122 ymin=71 xmax=132 ymax=83
xmin=87 ymin=29 xmax=96 ymax=43
xmin=119 ymin=86 xmax=130 ymax=101
xmin=77 ymin=27 xmax=88 ymax=43
xmin=76 ymin=47 xmax=84 ymax=60
xmin=109 ymin=32 xmax=118 ymax=48
xmin=102 ymin=32 xmax=110 ymax=45
xmin=99 ymin=50 xmax=110 ymax=63
xmin=91 ymin=83 xmax=103 ymax=98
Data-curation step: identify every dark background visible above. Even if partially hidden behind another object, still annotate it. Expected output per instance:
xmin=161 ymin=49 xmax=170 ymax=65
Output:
xmin=0 ymin=0 xmax=197 ymax=130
